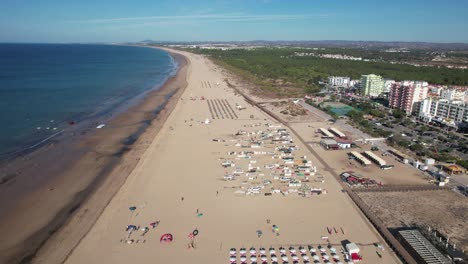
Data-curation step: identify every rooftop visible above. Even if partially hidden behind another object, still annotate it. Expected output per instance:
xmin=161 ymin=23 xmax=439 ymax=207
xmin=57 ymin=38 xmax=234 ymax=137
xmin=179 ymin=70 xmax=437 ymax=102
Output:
xmin=398 ymin=229 xmax=450 ymax=264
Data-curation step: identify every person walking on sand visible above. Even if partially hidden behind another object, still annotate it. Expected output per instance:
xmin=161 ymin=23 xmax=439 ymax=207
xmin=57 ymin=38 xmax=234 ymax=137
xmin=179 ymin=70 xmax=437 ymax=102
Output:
xmin=216 ymin=191 xmax=219 ymax=197
xmin=181 ymin=197 xmax=184 ymax=202
xmin=196 ymin=208 xmax=199 ymax=214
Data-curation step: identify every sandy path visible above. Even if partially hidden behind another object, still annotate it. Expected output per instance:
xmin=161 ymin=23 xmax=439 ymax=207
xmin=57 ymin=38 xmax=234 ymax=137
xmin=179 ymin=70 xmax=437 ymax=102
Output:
xmin=64 ymin=50 xmax=399 ymax=264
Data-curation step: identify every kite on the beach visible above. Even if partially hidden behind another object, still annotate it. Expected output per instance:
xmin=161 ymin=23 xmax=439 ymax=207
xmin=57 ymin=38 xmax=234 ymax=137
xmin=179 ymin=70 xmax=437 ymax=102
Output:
xmin=160 ymin=233 xmax=173 ymax=243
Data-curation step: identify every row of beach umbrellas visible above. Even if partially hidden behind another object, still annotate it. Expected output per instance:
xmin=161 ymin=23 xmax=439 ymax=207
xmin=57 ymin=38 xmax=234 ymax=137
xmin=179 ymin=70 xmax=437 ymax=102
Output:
xmin=229 ymin=245 xmax=353 ymax=264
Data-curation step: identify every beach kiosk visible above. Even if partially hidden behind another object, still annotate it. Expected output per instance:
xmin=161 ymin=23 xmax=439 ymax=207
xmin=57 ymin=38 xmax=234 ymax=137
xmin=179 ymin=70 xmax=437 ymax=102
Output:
xmin=443 ymin=164 xmax=464 ymax=175
xmin=345 ymin=242 xmax=362 ymax=262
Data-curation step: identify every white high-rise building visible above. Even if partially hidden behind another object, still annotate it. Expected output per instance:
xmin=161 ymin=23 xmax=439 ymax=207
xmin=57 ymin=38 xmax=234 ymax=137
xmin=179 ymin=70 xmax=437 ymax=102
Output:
xmin=360 ymin=74 xmax=385 ymax=97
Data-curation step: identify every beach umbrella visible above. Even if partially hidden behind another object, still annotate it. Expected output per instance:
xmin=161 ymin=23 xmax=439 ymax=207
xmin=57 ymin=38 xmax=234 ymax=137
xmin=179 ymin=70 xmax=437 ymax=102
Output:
xmin=310 ymin=248 xmax=316 ymax=253
xmin=313 ymin=255 xmax=320 ymax=260
xmin=259 ymin=248 xmax=266 ymax=254
xmin=250 ymin=248 xmax=256 ymax=255
xmin=279 ymin=248 xmax=286 ymax=254
xmin=330 ymin=247 xmax=336 ymax=253
xmin=333 ymin=255 xmax=340 ymax=260
xmin=323 ymin=255 xmax=330 ymax=260
xmin=250 ymin=256 xmax=257 ymax=262
xmin=160 ymin=233 xmax=173 ymax=243
xmin=320 ymin=248 xmax=326 ymax=252
xmin=240 ymin=248 xmax=246 ymax=255
xmin=271 ymin=256 xmax=278 ymax=262
xmin=292 ymin=255 xmax=299 ymax=261
xmin=299 ymin=247 xmax=306 ymax=254
xmin=240 ymin=256 xmax=247 ymax=262
xmin=230 ymin=248 xmax=236 ymax=255
xmin=270 ymin=249 xmax=276 ymax=255
xmin=229 ymin=256 xmax=236 ymax=262
xmin=302 ymin=255 xmax=309 ymax=261
xmin=281 ymin=255 xmax=288 ymax=261
xmin=192 ymin=229 xmax=199 ymax=236
xmin=261 ymin=255 xmax=268 ymax=261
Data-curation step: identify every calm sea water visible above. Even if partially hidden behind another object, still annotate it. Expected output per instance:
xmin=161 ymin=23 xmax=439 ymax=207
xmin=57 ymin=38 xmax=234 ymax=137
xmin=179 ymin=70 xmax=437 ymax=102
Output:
xmin=0 ymin=44 xmax=176 ymax=158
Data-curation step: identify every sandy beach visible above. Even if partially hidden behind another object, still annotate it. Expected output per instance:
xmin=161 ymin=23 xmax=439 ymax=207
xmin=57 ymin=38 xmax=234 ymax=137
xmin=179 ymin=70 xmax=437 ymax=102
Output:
xmin=56 ymin=49 xmax=400 ymax=264
xmin=0 ymin=50 xmax=187 ymax=263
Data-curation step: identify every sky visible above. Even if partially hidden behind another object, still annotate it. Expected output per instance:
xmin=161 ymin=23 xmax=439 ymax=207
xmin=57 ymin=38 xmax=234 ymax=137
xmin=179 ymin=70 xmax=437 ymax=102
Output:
xmin=0 ymin=0 xmax=467 ymax=43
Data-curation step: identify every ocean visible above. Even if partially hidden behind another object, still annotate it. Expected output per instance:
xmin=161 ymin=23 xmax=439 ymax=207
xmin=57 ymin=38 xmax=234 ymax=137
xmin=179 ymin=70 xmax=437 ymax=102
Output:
xmin=0 ymin=44 xmax=176 ymax=158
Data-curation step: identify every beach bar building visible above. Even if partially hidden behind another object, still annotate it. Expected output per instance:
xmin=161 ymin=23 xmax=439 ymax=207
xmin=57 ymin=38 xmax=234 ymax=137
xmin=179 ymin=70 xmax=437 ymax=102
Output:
xmin=442 ymin=164 xmax=464 ymax=175
xmin=318 ymin=128 xmax=334 ymax=138
xmin=363 ymin=151 xmax=386 ymax=167
xmin=329 ymin=127 xmax=346 ymax=138
xmin=320 ymin=139 xmax=339 ymax=150
xmin=349 ymin=151 xmax=372 ymax=166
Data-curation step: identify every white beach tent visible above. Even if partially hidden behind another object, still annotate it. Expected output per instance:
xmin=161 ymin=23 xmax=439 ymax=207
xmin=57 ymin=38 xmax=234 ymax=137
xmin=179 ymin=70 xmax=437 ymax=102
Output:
xmin=345 ymin=243 xmax=360 ymax=254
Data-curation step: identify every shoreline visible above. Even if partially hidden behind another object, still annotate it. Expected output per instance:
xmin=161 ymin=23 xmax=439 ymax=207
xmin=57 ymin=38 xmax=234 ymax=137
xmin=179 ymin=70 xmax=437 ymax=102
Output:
xmin=0 ymin=48 xmax=189 ymax=263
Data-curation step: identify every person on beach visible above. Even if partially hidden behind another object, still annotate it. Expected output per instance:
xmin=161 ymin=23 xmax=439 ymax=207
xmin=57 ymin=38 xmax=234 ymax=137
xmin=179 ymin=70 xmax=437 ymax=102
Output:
xmin=181 ymin=197 xmax=184 ymax=201
xmin=216 ymin=191 xmax=219 ymax=196
xmin=196 ymin=209 xmax=199 ymax=214
xmin=142 ymin=227 xmax=149 ymax=236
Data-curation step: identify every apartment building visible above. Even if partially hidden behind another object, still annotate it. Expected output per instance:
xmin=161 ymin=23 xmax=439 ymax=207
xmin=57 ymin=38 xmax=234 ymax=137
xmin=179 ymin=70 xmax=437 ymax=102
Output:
xmin=440 ymin=88 xmax=466 ymax=101
xmin=384 ymin=79 xmax=395 ymax=93
xmin=419 ymin=98 xmax=468 ymax=128
xmin=388 ymin=81 xmax=428 ymax=114
xmin=360 ymin=74 xmax=385 ymax=97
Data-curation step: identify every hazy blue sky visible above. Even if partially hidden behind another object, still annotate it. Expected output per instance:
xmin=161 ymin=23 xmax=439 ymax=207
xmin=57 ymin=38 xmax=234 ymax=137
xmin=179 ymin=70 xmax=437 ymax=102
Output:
xmin=1 ymin=0 xmax=467 ymax=43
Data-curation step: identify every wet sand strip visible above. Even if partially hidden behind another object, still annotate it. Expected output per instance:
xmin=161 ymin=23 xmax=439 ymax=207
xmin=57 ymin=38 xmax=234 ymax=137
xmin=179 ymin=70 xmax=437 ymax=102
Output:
xmin=0 ymin=49 xmax=189 ymax=264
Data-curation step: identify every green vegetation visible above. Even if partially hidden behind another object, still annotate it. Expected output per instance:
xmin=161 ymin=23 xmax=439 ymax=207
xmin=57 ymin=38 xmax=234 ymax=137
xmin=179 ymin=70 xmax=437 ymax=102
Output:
xmin=186 ymin=47 xmax=468 ymax=166
xmin=392 ymin=109 xmax=406 ymax=119
xmin=190 ymin=48 xmax=468 ymax=96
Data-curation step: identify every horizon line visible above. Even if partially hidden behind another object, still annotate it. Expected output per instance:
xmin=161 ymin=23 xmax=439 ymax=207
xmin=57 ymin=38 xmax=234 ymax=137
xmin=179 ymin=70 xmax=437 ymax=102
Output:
xmin=2 ymin=39 xmax=468 ymax=45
